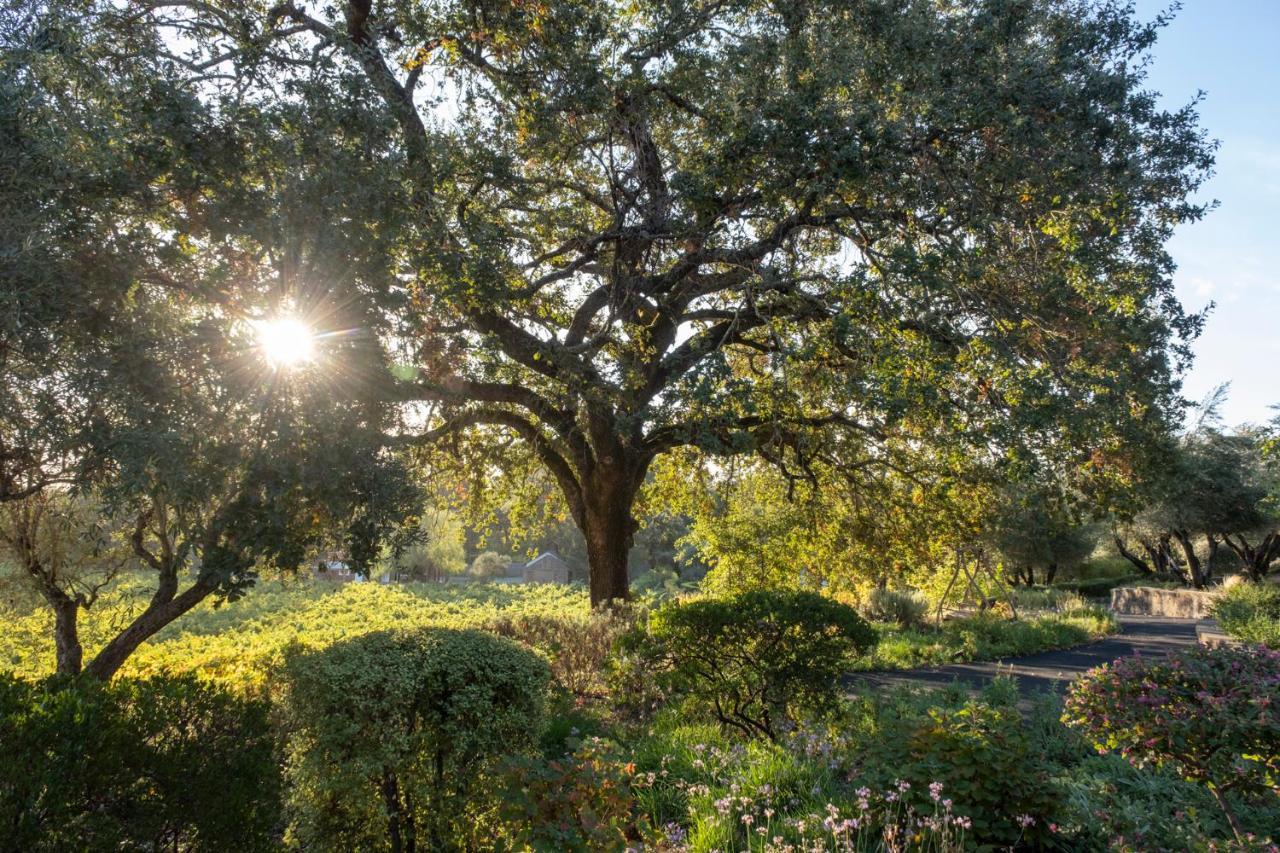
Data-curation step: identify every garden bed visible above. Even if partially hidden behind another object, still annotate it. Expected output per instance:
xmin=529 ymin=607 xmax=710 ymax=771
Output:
xmin=852 ymin=606 xmax=1118 ymax=671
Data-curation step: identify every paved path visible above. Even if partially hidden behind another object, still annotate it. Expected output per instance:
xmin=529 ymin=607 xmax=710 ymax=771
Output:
xmin=848 ymin=615 xmax=1199 ymax=696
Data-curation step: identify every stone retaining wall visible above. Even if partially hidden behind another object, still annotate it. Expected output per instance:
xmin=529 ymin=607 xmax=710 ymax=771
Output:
xmin=1109 ymin=586 xmax=1219 ymax=619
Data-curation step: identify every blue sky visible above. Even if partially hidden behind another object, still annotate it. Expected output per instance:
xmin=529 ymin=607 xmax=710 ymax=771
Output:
xmin=1135 ymin=0 xmax=1280 ymax=427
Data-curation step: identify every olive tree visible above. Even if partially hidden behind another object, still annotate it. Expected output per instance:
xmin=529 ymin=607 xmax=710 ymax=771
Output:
xmin=1114 ymin=421 xmax=1275 ymax=587
xmin=113 ymin=0 xmax=1211 ymax=604
xmin=989 ymin=486 xmax=1096 ymax=586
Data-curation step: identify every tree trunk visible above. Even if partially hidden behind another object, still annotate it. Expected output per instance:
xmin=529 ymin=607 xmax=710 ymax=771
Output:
xmin=583 ymin=493 xmax=635 ymax=607
xmin=1140 ymin=536 xmax=1181 ymax=579
xmin=50 ymin=596 xmax=83 ymax=676
xmin=576 ymin=446 xmax=650 ymax=607
xmin=382 ymin=768 xmax=406 ymax=853
xmin=83 ymin=578 xmax=216 ymax=681
xmin=1113 ymin=535 xmax=1154 ymax=576
xmin=1172 ymin=530 xmax=1207 ymax=589
xmin=1224 ymin=531 xmax=1280 ymax=581
xmin=1045 ymin=562 xmax=1058 ymax=585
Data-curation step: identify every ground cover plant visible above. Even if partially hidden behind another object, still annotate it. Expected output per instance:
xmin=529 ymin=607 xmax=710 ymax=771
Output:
xmin=0 ymin=574 xmax=591 ymax=690
xmin=858 ymin=600 xmax=1118 ymax=671
xmin=2 ymin=576 xmax=1114 ymax=691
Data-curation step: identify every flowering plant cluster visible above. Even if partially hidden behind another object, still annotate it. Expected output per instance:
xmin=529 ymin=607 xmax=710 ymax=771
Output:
xmin=621 ymin=722 xmax=1029 ymax=853
xmin=850 ymin=697 xmax=1062 ymax=846
xmin=1063 ymin=645 xmax=1280 ymax=841
xmin=649 ymin=774 xmax=980 ymax=852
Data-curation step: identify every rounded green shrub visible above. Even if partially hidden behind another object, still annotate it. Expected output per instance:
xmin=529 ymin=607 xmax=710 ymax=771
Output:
xmin=625 ymin=590 xmax=876 ymax=740
xmin=0 ymin=673 xmax=280 ymax=852
xmin=280 ymin=627 xmax=551 ymax=851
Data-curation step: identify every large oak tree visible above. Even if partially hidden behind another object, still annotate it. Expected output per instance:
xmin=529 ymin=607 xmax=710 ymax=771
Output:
xmin=124 ymin=0 xmax=1210 ymax=604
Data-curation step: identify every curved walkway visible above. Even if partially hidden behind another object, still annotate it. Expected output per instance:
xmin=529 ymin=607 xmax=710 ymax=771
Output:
xmin=848 ymin=615 xmax=1199 ymax=696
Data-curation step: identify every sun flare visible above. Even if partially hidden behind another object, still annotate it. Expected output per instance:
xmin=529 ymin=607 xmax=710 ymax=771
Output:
xmin=255 ymin=317 xmax=315 ymax=368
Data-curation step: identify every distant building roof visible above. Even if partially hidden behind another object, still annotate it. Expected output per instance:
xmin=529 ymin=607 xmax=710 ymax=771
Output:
xmin=525 ymin=552 xmax=568 ymax=571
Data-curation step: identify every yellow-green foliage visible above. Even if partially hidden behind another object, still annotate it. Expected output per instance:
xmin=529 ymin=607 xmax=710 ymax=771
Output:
xmin=1 ymin=573 xmax=588 ymax=690
xmin=860 ymin=606 xmax=1118 ymax=671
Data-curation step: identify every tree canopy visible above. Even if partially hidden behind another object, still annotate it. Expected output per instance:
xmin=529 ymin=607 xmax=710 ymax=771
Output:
xmin=15 ymin=0 xmax=1214 ymax=605
xmin=0 ymin=6 xmax=416 ymax=677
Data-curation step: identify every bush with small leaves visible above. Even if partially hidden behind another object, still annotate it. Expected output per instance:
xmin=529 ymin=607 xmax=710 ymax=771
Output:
xmin=0 ymin=673 xmax=280 ymax=852
xmin=1063 ymin=644 xmax=1280 ymax=841
xmin=488 ymin=607 xmax=640 ymax=699
xmin=1212 ymin=582 xmax=1280 ymax=647
xmin=280 ymin=627 xmax=551 ymax=851
xmin=860 ymin=587 xmax=928 ymax=628
xmin=495 ymin=737 xmax=647 ymax=851
xmin=625 ymin=590 xmax=876 ymax=740
xmin=855 ymin=695 xmax=1062 ymax=846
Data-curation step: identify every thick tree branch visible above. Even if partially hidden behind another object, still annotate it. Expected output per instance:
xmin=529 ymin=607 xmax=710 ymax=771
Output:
xmin=392 ymin=408 xmax=587 ymax=525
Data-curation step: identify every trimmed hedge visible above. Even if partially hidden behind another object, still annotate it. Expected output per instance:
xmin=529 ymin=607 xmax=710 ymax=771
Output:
xmin=280 ymin=627 xmax=551 ymax=851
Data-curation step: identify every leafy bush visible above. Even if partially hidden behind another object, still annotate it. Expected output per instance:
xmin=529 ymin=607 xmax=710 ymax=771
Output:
xmin=625 ymin=590 xmax=876 ymax=740
xmin=859 ymin=587 xmax=928 ymax=628
xmin=0 ymin=674 xmax=279 ymax=852
xmin=1212 ymin=582 xmax=1280 ymax=647
xmin=632 ymin=566 xmax=681 ymax=595
xmin=469 ymin=550 xmax=512 ymax=578
xmin=280 ymin=627 xmax=551 ymax=851
xmin=495 ymin=738 xmax=647 ymax=851
xmin=1064 ymin=645 xmax=1280 ymax=839
xmin=489 ymin=607 xmax=639 ymax=699
xmin=852 ymin=692 xmax=1062 ymax=846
